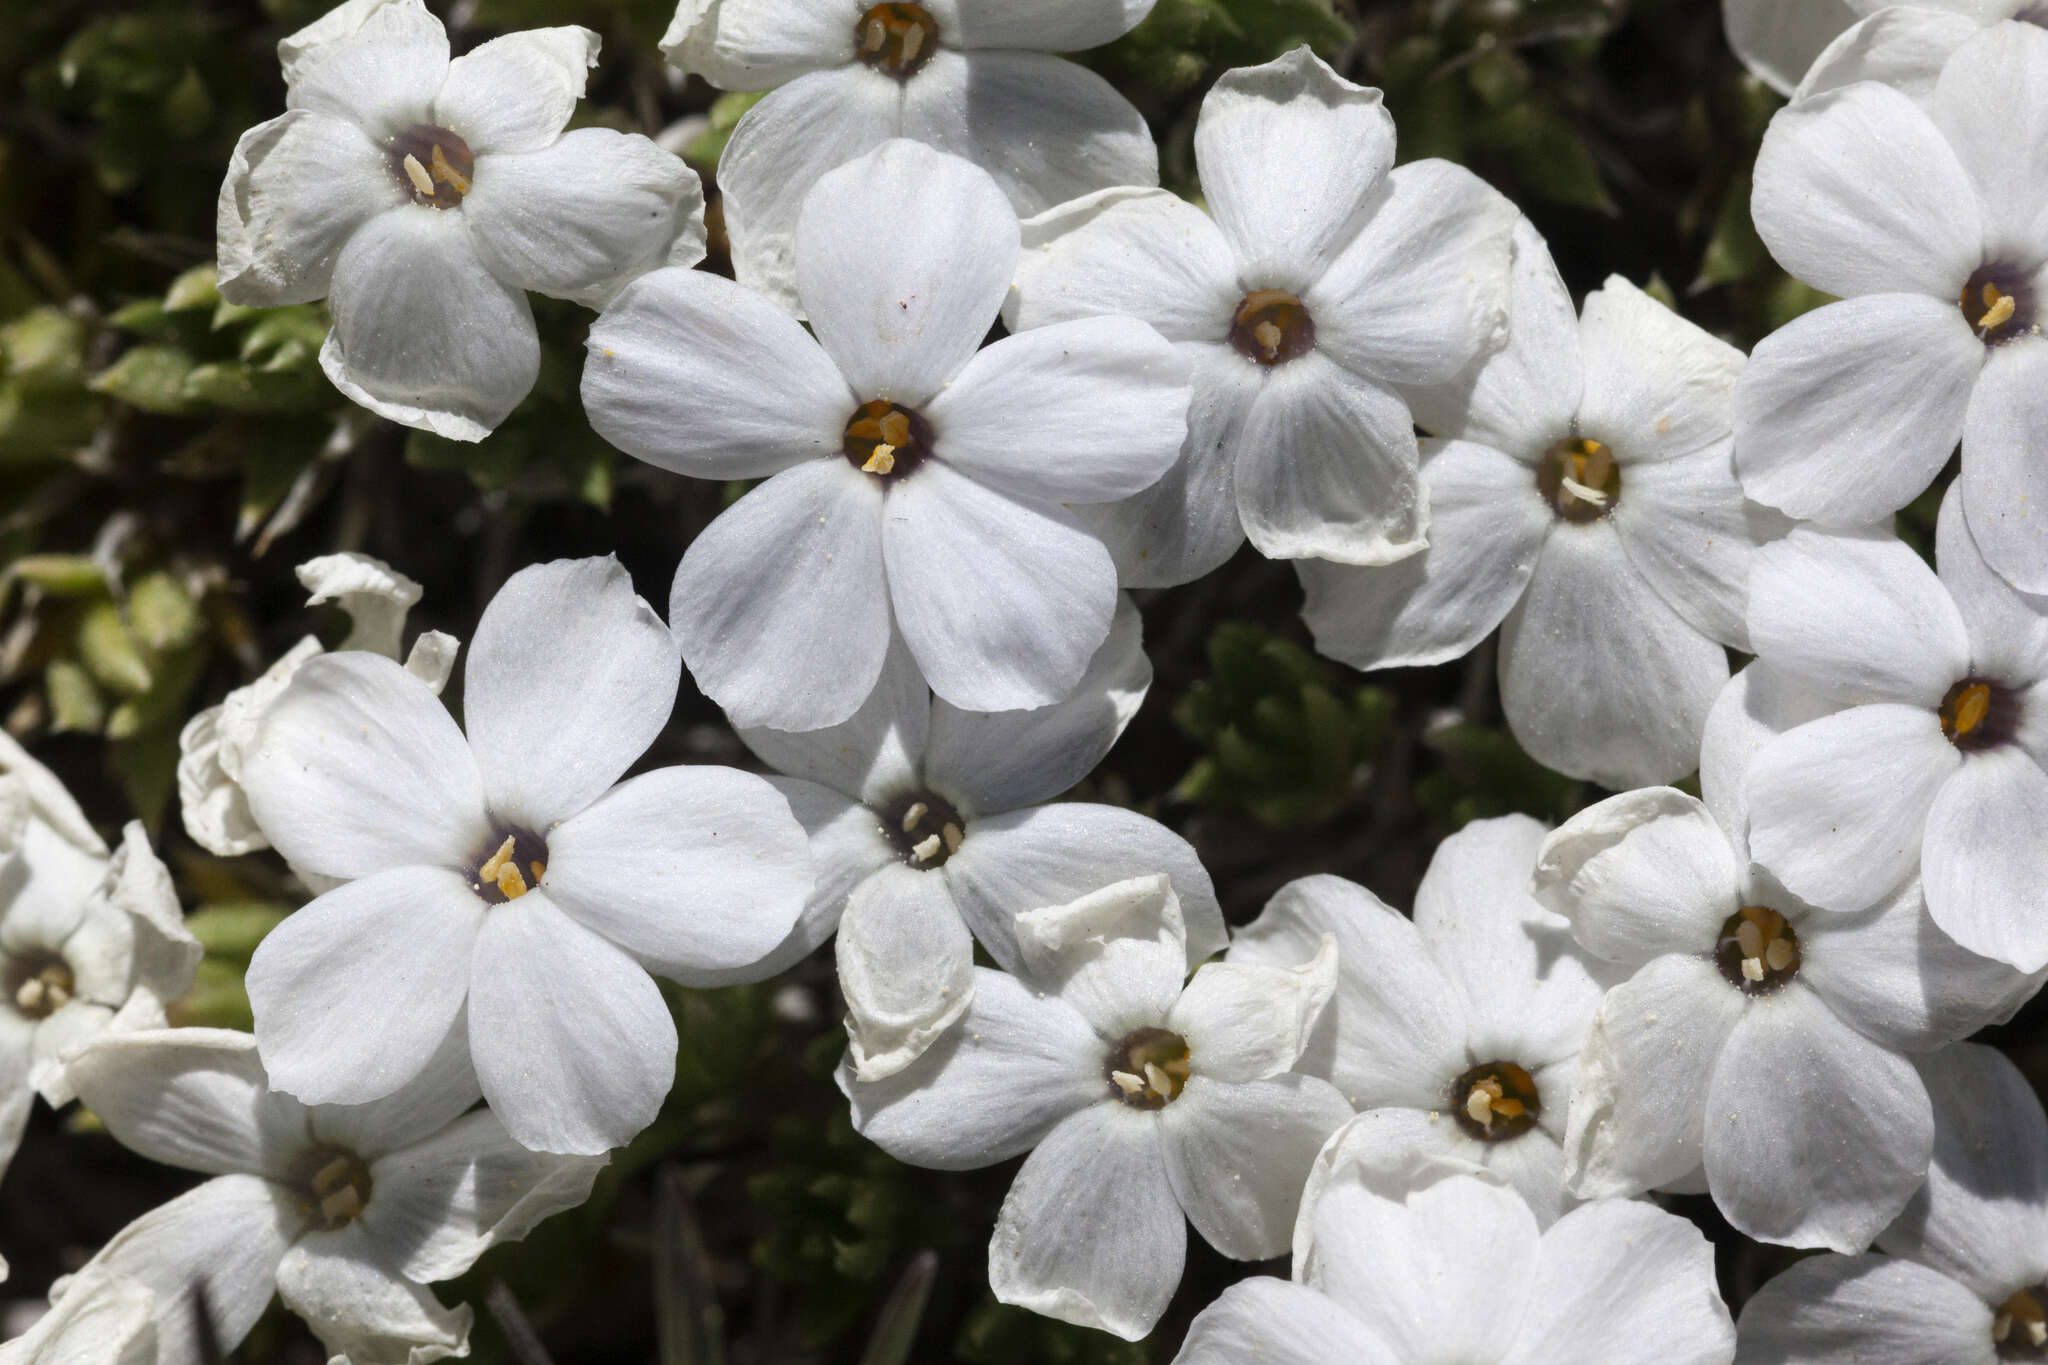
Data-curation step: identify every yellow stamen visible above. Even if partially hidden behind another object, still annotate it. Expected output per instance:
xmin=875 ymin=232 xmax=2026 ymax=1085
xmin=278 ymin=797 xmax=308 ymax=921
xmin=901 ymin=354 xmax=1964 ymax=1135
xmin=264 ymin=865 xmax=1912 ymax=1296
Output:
xmin=861 ymin=444 xmax=897 ymax=475
xmin=479 ymin=835 xmax=516 ymax=883
xmin=1736 ymin=919 xmax=1764 ymax=960
xmin=1252 ymin=320 xmax=1283 ymax=358
xmin=1953 ymin=682 xmax=1991 ymax=737
xmin=878 ymin=410 xmax=912 ymax=447
xmin=496 ymin=862 xmax=529 ymax=900
xmin=1980 ymin=285 xmax=2017 ymax=334
xmin=402 ymin=153 xmax=434 ymax=198
xmin=1764 ymin=937 xmax=1795 ymax=972
xmin=898 ymin=21 xmax=925 ymax=65
xmin=430 ymin=143 xmax=471 ymax=196
xmin=864 ymin=17 xmax=886 ymax=50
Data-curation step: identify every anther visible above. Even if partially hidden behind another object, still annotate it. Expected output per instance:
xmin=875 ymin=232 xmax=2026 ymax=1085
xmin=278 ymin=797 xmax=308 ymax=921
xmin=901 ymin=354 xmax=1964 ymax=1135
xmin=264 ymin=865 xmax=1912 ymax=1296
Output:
xmin=496 ymin=862 xmax=529 ymax=899
xmin=1736 ymin=919 xmax=1764 ymax=961
xmin=941 ymin=822 xmax=964 ymax=854
xmin=1764 ymin=937 xmax=1794 ymax=972
xmin=1110 ymin=1070 xmax=1144 ymax=1096
xmin=1996 ymin=1313 xmax=2015 ymax=1343
xmin=1465 ymin=1086 xmax=1495 ymax=1128
xmin=402 ymin=153 xmax=434 ymax=198
xmin=1143 ymin=1062 xmax=1172 ymax=1095
xmin=910 ymin=833 xmax=942 ymax=863
xmin=479 ymin=835 xmax=516 ymax=883
xmin=1741 ymin=957 xmax=1765 ymax=982
xmin=864 ymin=17 xmax=886 ymax=50
xmin=429 ymin=143 xmax=471 ymax=197
xmin=898 ymin=21 xmax=925 ymax=65
xmin=900 ymin=801 xmax=929 ymax=833
xmin=1228 ymin=289 xmax=1315 ymax=367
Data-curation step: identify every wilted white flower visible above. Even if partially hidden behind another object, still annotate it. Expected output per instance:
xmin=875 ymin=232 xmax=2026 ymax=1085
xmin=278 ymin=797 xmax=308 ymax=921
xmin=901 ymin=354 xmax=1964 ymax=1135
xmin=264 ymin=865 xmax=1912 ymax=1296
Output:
xmin=728 ymin=603 xmax=1226 ymax=1078
xmin=1303 ymin=222 xmax=1774 ymax=788
xmin=1737 ymin=1042 xmax=2048 ymax=1363
xmin=1736 ymin=22 xmax=2048 ymax=592
xmin=0 ymin=1028 xmax=601 ymax=1365
xmin=1741 ymin=490 xmax=2048 ymax=970
xmin=584 ymin=138 xmax=1187 ymax=731
xmin=0 ymin=736 xmax=199 ymax=1184
xmin=238 ymin=557 xmax=811 ymax=1154
xmin=1007 ymin=46 xmax=1517 ymax=585
xmin=178 ymin=552 xmax=456 ymax=859
xmin=1228 ymin=816 xmax=1614 ymax=1226
xmin=661 ymin=0 xmax=1158 ymax=309
xmin=218 ymin=0 xmax=705 ymax=440
xmin=844 ymin=875 xmax=1350 ymax=1341
xmin=1174 ymin=1141 xmax=1735 ymax=1365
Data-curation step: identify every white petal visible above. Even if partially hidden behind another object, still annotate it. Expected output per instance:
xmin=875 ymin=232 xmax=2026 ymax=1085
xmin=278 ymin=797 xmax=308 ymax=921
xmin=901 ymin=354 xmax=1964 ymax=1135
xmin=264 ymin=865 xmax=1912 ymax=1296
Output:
xmin=1298 ymin=437 xmax=1544 ymax=669
xmin=1930 ymin=22 xmax=2048 ymax=249
xmin=988 ymin=1104 xmax=1184 ymax=1341
xmin=1167 ymin=938 xmax=1337 ymax=1084
xmin=1575 ymin=277 xmax=1743 ymax=464
xmin=1938 ymin=475 xmax=2048 ymax=676
xmin=1007 ymin=187 xmax=1240 ymax=344
xmin=1698 ymin=660 xmax=1836 ymax=850
xmin=360 ymin=1109 xmax=606 ymax=1282
xmin=1309 ymin=160 xmax=1517 ymax=387
xmin=946 ymin=0 xmax=1153 ymax=51
xmin=275 ymin=1224 xmax=470 ymax=1365
xmin=467 ymin=891 xmax=674 ymax=1154
xmin=1734 ymin=292 xmax=1982 ymax=525
xmin=1175 ymin=1278 xmax=1401 ymax=1365
xmin=735 ymin=638 xmax=927 ymax=806
xmin=321 ymin=205 xmax=538 ymax=442
xmin=307 ymin=1017 xmax=481 ymax=1158
xmin=837 ymin=862 xmax=977 ymax=1080
xmin=1291 ymin=1108 xmax=1481 ymax=1266
xmin=1735 ymin=1254 xmax=1996 ymax=1365
xmin=248 ymin=866 xmax=483 ymax=1106
xmin=1192 ymin=47 xmax=1393 ymax=288
xmin=1499 ymin=521 xmax=1729 ymax=789
xmin=924 ymin=318 xmax=1187 ymax=505
xmin=924 ymin=596 xmax=1148 ymax=816
xmin=464 ymin=556 xmax=677 ymax=829
xmin=1704 ymin=987 xmax=1932 ymax=1250
xmin=1533 ymin=788 xmax=1742 ymax=966
xmin=1232 ymin=353 xmax=1426 ymax=566
xmin=1746 ymin=705 xmax=1959 ymax=912
xmin=1614 ymin=441 xmax=1780 ymax=650
xmin=62 ymin=1028 xmax=303 ymax=1179
xmin=215 ymin=111 xmax=403 ymax=307
xmin=1723 ymin=0 xmax=1859 ymax=94
xmin=657 ymin=0 xmax=852 ymax=90
xmin=544 ymin=765 xmax=810 ymax=975
xmin=1960 ymin=338 xmax=2048 ymax=595
xmin=432 ymin=27 xmax=594 ymax=155
xmin=1226 ymin=875 xmax=1468 ymax=1110
xmin=465 ymin=131 xmax=701 ymax=305
xmin=670 ymin=458 xmax=891 ymax=732
xmin=241 ymin=652 xmax=487 ymax=881
xmin=0 ymin=1267 xmax=155 ymax=1364
xmin=284 ymin=0 xmax=447 ymax=133
xmin=1921 ymin=745 xmax=2048 ymax=970
xmin=882 ymin=461 xmax=1117 ymax=714
xmin=582 ymin=266 xmax=851 ymax=480
xmin=1160 ymin=1074 xmax=1353 ymax=1260
xmin=1797 ymin=7 xmax=1982 ymax=103
xmin=796 ymin=137 xmax=1015 ymax=405
xmin=841 ymin=966 xmax=1100 ymax=1167
xmin=1014 ymin=874 xmax=1188 ymax=1038
xmin=1563 ymin=953 xmax=1745 ymax=1198
xmin=296 ymin=552 xmax=420 ymax=657
xmin=1746 ymin=527 xmax=1970 ymax=707
xmin=1752 ymin=81 xmax=1982 ymax=298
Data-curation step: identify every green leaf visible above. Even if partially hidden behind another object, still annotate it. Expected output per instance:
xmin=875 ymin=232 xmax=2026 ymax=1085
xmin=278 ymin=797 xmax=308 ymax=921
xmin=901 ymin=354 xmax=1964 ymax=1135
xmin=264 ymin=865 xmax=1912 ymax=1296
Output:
xmin=184 ymin=903 xmax=290 ymax=960
xmin=126 ymin=569 xmax=199 ymax=651
xmin=1693 ymin=165 xmax=1769 ymax=292
xmin=8 ymin=554 xmax=105 ymax=595
xmin=1472 ymin=101 xmax=1613 ymax=214
xmin=77 ymin=598 xmax=153 ymax=695
xmin=92 ymin=344 xmax=198 ymax=414
xmin=45 ymin=659 xmax=105 ymax=733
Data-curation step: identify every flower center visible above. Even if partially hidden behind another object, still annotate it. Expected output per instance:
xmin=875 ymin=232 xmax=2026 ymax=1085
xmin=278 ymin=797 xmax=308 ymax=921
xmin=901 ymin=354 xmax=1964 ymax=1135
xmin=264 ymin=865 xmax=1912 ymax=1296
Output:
xmin=1940 ymin=677 xmax=2019 ymax=751
xmin=1997 ymin=1287 xmax=2048 ymax=1357
xmin=6 ymin=954 xmax=75 ymax=1020
xmin=1450 ymin=1059 xmax=1541 ymax=1141
xmin=390 ymin=125 xmax=475 ymax=210
xmin=1536 ymin=436 xmax=1621 ymax=523
xmin=1106 ymin=1028 xmax=1190 ymax=1109
xmin=1228 ymin=290 xmax=1315 ymax=366
xmin=879 ymin=789 xmax=964 ymax=868
xmin=471 ymin=828 xmax=548 ymax=904
xmin=1716 ymin=906 xmax=1801 ymax=995
xmin=291 ymin=1144 xmax=374 ymax=1231
xmin=1960 ymin=265 xmax=2037 ymax=346
xmin=853 ymin=3 xmax=938 ymax=79
xmin=843 ymin=399 xmax=935 ymax=481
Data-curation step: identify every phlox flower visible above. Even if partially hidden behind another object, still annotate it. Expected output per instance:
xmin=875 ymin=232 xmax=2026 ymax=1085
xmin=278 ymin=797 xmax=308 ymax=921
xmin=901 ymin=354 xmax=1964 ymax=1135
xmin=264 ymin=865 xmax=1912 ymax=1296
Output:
xmin=1302 ymin=220 xmax=1775 ymax=788
xmin=238 ymin=557 xmax=811 ymax=1155
xmin=1172 ymin=1142 xmax=1734 ymax=1365
xmin=1006 ymin=46 xmax=1517 ymax=585
xmin=1736 ymin=22 xmax=2048 ymax=592
xmin=1740 ymin=489 xmax=2048 ymax=970
xmin=843 ymin=875 xmax=1351 ymax=1341
xmin=218 ymin=0 xmax=705 ymax=441
xmin=0 ymin=1028 xmax=601 ymax=1365
xmin=1796 ymin=1 xmax=2046 ymax=103
xmin=723 ymin=604 xmax=1225 ymax=1078
xmin=660 ymin=0 xmax=1158 ymax=310
xmin=1737 ymin=1043 xmax=2048 ymax=1363
xmin=179 ymin=552 xmax=456 ymax=859
xmin=583 ymin=138 xmax=1188 ymax=731
xmin=1534 ymin=655 xmax=2041 ymax=1251
xmin=1227 ymin=816 xmax=1615 ymax=1226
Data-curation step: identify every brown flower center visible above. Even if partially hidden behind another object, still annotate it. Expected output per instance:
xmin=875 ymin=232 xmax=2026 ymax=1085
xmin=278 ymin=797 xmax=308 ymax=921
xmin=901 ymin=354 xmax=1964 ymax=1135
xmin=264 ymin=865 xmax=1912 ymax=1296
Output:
xmin=1228 ymin=290 xmax=1315 ymax=366
xmin=291 ymin=1144 xmax=374 ymax=1231
xmin=7 ymin=955 xmax=75 ymax=1020
xmin=843 ymin=399 xmax=935 ymax=481
xmin=879 ymin=789 xmax=964 ymax=868
xmin=1940 ymin=677 xmax=2019 ymax=751
xmin=1106 ymin=1028 xmax=1190 ymax=1109
xmin=1961 ymin=265 xmax=2036 ymax=346
xmin=471 ymin=827 xmax=548 ymax=904
xmin=1997 ymin=1286 xmax=2048 ymax=1357
xmin=1450 ymin=1060 xmax=1541 ymax=1141
xmin=390 ymin=125 xmax=475 ymax=210
xmin=853 ymin=3 xmax=939 ymax=79
xmin=1716 ymin=906 xmax=1801 ymax=995
xmin=1537 ymin=436 xmax=1621 ymax=523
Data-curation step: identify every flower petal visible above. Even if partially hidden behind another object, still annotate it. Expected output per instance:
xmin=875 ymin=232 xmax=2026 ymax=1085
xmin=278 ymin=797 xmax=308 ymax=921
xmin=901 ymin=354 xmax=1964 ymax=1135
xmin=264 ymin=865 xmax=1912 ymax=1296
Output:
xmin=1007 ymin=187 xmax=1239 ymax=344
xmin=1613 ymin=440 xmax=1781 ymax=650
xmin=735 ymin=638 xmax=927 ymax=806
xmin=1176 ymin=1278 xmax=1402 ymax=1365
xmin=62 ymin=1027 xmax=305 ymax=1179
xmin=1736 ymin=1254 xmax=1996 ymax=1365
xmin=1160 ymin=1074 xmax=1353 ymax=1260
xmin=1797 ymin=6 xmax=1981 ymax=103
xmin=1575 ymin=277 xmax=1743 ymax=464
xmin=1937 ymin=477 xmax=2048 ymax=678
xmin=284 ymin=0 xmax=448 ymax=134
xmin=432 ymin=27 xmax=594 ymax=155
xmin=1930 ymin=22 xmax=2048 ymax=250
xmin=837 ymin=862 xmax=978 ymax=1080
xmin=946 ymin=0 xmax=1154 ymax=50
xmin=1698 ymin=660 xmax=1837 ymax=850
xmin=1013 ymin=874 xmax=1188 ymax=1039
xmin=1723 ymin=0 xmax=1859 ymax=94
xmin=1921 ymin=745 xmax=2048 ymax=970
xmin=657 ymin=0 xmax=853 ymax=90
xmin=1167 ymin=939 xmax=1337 ymax=1084
xmin=215 ymin=111 xmax=403 ymax=307
xmin=1960 ymin=338 xmax=2048 ymax=595
xmin=1533 ymin=788 xmax=1743 ymax=967
xmin=275 ymin=1223 xmax=471 ymax=1365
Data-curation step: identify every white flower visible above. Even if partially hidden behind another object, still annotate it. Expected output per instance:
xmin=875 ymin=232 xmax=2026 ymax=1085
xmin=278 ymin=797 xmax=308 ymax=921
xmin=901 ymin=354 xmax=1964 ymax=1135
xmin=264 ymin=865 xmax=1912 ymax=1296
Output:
xmin=0 ymin=1028 xmax=602 ymax=1365
xmin=1735 ymin=21 xmax=2048 ymax=593
xmin=1300 ymin=221 xmax=1773 ymax=789
xmin=218 ymin=0 xmax=706 ymax=441
xmin=1533 ymin=663 xmax=2041 ymax=1250
xmin=236 ymin=556 xmax=811 ymax=1154
xmin=724 ymin=602 xmax=1226 ymax=1078
xmin=1735 ymin=1042 xmax=2048 ymax=1363
xmin=1740 ymin=490 xmax=2048 ymax=970
xmin=1006 ymin=46 xmax=1517 ymax=586
xmin=660 ymin=0 xmax=1157 ymax=310
xmin=583 ymin=138 xmax=1187 ymax=731
xmin=0 ymin=737 xmax=200 ymax=1182
xmin=1796 ymin=2 xmax=2045 ymax=104
xmin=1227 ymin=816 xmax=1615 ymax=1226
xmin=1173 ymin=1142 xmax=1735 ymax=1365
xmin=178 ymin=552 xmax=456 ymax=859
xmin=1721 ymin=0 xmax=1863 ymax=94
xmin=842 ymin=875 xmax=1351 ymax=1341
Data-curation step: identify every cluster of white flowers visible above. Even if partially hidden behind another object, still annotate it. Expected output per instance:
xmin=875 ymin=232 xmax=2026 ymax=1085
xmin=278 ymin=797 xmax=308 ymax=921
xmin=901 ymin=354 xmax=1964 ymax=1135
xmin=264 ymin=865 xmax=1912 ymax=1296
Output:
xmin=5 ymin=0 xmax=2047 ymax=1359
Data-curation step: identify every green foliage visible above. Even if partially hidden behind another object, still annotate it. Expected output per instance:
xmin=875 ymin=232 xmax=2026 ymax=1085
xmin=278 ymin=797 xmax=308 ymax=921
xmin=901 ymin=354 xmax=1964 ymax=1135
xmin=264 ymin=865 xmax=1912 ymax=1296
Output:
xmin=955 ymin=1299 xmax=1151 ymax=1365
xmin=1091 ymin=0 xmax=1352 ymax=95
xmin=1413 ymin=721 xmax=1583 ymax=827
xmin=174 ymin=902 xmax=290 ymax=1031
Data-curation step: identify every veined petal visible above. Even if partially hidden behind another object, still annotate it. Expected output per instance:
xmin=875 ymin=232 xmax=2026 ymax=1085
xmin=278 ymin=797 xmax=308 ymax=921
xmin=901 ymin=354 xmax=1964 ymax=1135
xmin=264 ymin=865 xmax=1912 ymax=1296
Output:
xmin=1167 ymin=939 xmax=1337 ymax=1084
xmin=946 ymin=0 xmax=1156 ymax=50
xmin=1574 ymin=277 xmax=1743 ymax=464
xmin=1159 ymin=1074 xmax=1353 ymax=1261
xmin=63 ymin=1027 xmax=306 ymax=1180
xmin=433 ymin=27 xmax=595 ymax=155
xmin=216 ymin=111 xmax=403 ymax=308
xmin=1959 ymin=337 xmax=2048 ymax=595
xmin=836 ymin=862 xmax=977 ymax=1080
xmin=1921 ymin=745 xmax=2048 ymax=970
xmin=1937 ymin=476 xmax=2048 ymax=678
xmin=1736 ymin=1254 xmax=1996 ymax=1365
xmin=1698 ymin=660 xmax=1837 ymax=850
xmin=1614 ymin=440 xmax=1781 ymax=650
xmin=275 ymin=1224 xmax=470 ymax=1365
xmin=658 ymin=0 xmax=857 ymax=91
xmin=1007 ymin=187 xmax=1239 ymax=344
xmin=1929 ymin=21 xmax=2048 ymax=250
xmin=735 ymin=638 xmax=927 ymax=806
xmin=1723 ymin=0 xmax=1859 ymax=94
xmin=1797 ymin=6 xmax=1981 ymax=103
xmin=284 ymin=0 xmax=447 ymax=135
xmin=1534 ymin=788 xmax=1742 ymax=966
xmin=1175 ymin=1278 xmax=1401 ymax=1365
xmin=1014 ymin=874 xmax=1188 ymax=1039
